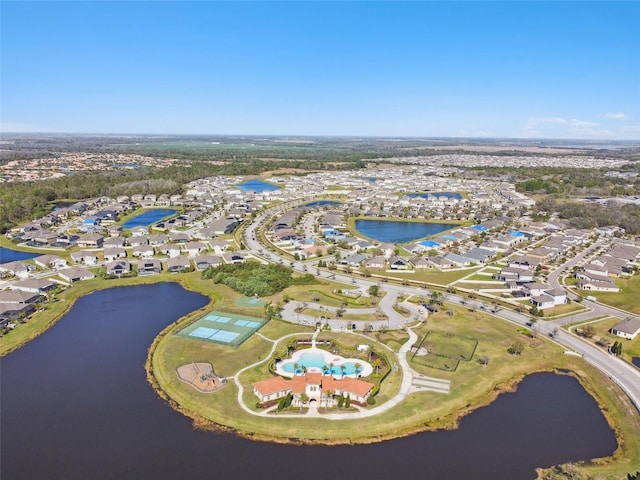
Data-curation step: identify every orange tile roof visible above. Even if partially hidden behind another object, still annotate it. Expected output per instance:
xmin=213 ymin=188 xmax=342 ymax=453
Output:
xmin=253 ymin=373 xmax=374 ymax=398
xmin=253 ymin=376 xmax=292 ymax=396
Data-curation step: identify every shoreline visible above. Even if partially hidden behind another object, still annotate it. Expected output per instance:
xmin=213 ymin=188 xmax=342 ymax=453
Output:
xmin=3 ymin=275 xmax=638 ymax=476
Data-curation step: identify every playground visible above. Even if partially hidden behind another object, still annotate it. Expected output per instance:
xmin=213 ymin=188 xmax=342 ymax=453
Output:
xmin=176 ymin=362 xmax=225 ymax=393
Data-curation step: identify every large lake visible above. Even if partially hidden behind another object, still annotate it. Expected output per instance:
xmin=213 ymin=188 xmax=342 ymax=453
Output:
xmin=355 ymin=219 xmax=454 ymax=243
xmin=237 ymin=179 xmax=280 ymax=192
xmin=0 ymin=246 xmax=40 ymax=263
xmin=122 ymin=208 xmax=178 ymax=229
xmin=0 ymin=283 xmax=617 ymax=479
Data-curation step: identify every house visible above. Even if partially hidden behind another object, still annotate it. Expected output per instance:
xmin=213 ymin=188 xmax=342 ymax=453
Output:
xmin=77 ymin=234 xmax=104 ymax=248
xmin=0 ymin=290 xmax=41 ymax=305
xmin=530 ymin=288 xmax=566 ymax=310
xmin=33 ymin=254 xmax=68 ymax=270
xmin=443 ymin=253 xmax=473 ymax=267
xmin=521 ymin=282 xmax=551 ymax=298
xmin=0 ymin=261 xmax=34 ymax=279
xmin=166 ymin=256 xmax=191 ymax=273
xmin=410 ymin=256 xmax=431 ymax=269
xmin=253 ymin=372 xmax=374 ymax=407
xmin=70 ymin=251 xmax=99 ymax=266
xmin=105 ymin=260 xmax=132 ymax=276
xmin=610 ymin=318 xmax=640 ymax=340
xmin=103 ymin=247 xmax=127 ymax=263
xmin=138 ymin=259 xmax=162 ymax=275
xmin=148 ymin=234 xmax=169 ymax=245
xmin=364 ymin=255 xmax=386 ymax=269
xmin=128 ymin=236 xmax=149 ymax=247
xmin=169 ymin=232 xmax=190 ymax=243
xmin=129 ymin=226 xmax=149 ymax=237
xmin=388 ymin=255 xmax=411 ymax=270
xmin=58 ymin=266 xmax=95 ymax=283
xmin=428 ymin=256 xmax=456 ymax=269
xmin=131 ymin=245 xmax=155 ymax=258
xmin=379 ymin=243 xmax=396 ymax=258
xmin=209 ymin=239 xmax=231 ymax=254
xmin=341 ymin=253 xmax=367 ymax=267
xmin=11 ymin=278 xmax=58 ymax=294
xmin=577 ymin=278 xmax=620 ymax=293
xmin=103 ymin=236 xmax=126 ymax=248
xmin=182 ymin=241 xmax=207 ymax=257
xmin=0 ymin=302 xmax=35 ymax=320
xmin=194 ymin=255 xmax=222 ymax=270
xmin=156 ymin=244 xmax=182 ymax=258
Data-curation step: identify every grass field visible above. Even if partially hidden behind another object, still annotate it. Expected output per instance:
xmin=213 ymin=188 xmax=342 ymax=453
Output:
xmin=150 ymin=302 xmax=640 ymax=479
xmin=369 ymin=267 xmax=480 ymax=285
xmin=593 ymin=275 xmax=640 ymax=315
xmin=570 ymin=317 xmax=640 ymax=364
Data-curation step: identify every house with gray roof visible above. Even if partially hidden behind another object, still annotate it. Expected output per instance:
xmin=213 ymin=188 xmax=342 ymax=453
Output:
xmin=610 ymin=317 xmax=640 ymax=340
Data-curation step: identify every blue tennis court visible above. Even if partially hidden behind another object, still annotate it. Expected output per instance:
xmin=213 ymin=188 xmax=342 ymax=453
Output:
xmin=177 ymin=310 xmax=267 ymax=347
xmin=189 ymin=327 xmax=219 ymax=339
xmin=209 ymin=330 xmax=240 ymax=343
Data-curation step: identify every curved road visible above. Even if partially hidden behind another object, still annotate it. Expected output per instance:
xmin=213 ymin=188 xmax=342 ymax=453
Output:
xmin=243 ymin=203 xmax=640 ymax=412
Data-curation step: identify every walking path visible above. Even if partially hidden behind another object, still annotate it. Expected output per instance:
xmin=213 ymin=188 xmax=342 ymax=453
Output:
xmin=231 ymin=324 xmax=449 ymax=420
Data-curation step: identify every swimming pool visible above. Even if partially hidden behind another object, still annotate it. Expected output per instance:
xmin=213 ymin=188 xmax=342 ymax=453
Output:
xmin=278 ymin=348 xmax=373 ymax=378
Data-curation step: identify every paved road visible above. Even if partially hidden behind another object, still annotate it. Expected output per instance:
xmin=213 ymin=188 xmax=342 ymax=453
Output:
xmin=244 ymin=204 xmax=640 ymax=412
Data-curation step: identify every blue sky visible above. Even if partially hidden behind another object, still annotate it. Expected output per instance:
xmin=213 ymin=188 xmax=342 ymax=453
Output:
xmin=2 ymin=1 xmax=639 ymax=139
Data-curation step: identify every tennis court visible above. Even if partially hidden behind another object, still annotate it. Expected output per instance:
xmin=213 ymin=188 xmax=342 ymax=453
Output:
xmin=177 ymin=310 xmax=266 ymax=347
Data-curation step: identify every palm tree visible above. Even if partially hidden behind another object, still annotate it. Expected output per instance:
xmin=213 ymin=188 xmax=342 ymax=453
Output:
xmin=354 ymin=362 xmax=362 ymax=376
xmin=371 ymin=358 xmax=382 ymax=375
xmin=293 ymin=362 xmax=301 ymax=376
xmin=340 ymin=364 xmax=347 ymax=379
xmin=299 ymin=393 xmax=308 ymax=410
xmin=322 ymin=365 xmax=330 ymax=376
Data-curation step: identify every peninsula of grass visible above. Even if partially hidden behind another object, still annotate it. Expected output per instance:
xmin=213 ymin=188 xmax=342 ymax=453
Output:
xmin=148 ymin=295 xmax=640 ymax=480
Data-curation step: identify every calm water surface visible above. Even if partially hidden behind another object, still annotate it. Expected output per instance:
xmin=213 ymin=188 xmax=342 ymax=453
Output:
xmin=236 ymin=179 xmax=280 ymax=192
xmin=355 ymin=219 xmax=453 ymax=243
xmin=305 ymin=200 xmax=342 ymax=208
xmin=0 ymin=246 xmax=39 ymax=263
xmin=122 ymin=208 xmax=178 ymax=229
xmin=406 ymin=192 xmax=462 ymax=200
xmin=1 ymin=283 xmax=616 ymax=480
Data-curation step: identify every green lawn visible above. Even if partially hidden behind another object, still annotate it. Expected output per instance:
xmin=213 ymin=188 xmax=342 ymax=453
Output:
xmin=593 ymin=275 xmax=640 ymax=315
xmin=370 ymin=267 xmax=480 ymax=286
xmin=570 ymin=317 xmax=640 ymax=364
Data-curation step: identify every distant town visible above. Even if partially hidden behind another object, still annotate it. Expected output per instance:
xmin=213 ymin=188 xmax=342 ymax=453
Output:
xmin=1 ymin=137 xmax=639 ymax=479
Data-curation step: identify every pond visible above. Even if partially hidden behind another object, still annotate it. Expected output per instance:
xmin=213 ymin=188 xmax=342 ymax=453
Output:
xmin=122 ymin=208 xmax=178 ymax=229
xmin=0 ymin=283 xmax=617 ymax=480
xmin=406 ymin=192 xmax=462 ymax=200
xmin=355 ymin=219 xmax=454 ymax=243
xmin=0 ymin=246 xmax=40 ymax=263
xmin=236 ymin=179 xmax=280 ymax=192
xmin=304 ymin=200 xmax=342 ymax=208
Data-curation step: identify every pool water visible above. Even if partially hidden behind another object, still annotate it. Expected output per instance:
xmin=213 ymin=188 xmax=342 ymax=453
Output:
xmin=281 ymin=351 xmax=363 ymax=376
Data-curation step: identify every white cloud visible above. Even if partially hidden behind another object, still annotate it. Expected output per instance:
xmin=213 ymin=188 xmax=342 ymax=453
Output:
xmin=569 ymin=119 xmax=599 ymax=128
xmin=604 ymin=112 xmax=630 ymax=120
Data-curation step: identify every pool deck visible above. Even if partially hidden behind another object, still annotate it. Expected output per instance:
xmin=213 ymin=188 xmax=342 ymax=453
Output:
xmin=232 ymin=325 xmax=451 ymax=420
xmin=275 ymin=346 xmax=374 ymax=378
